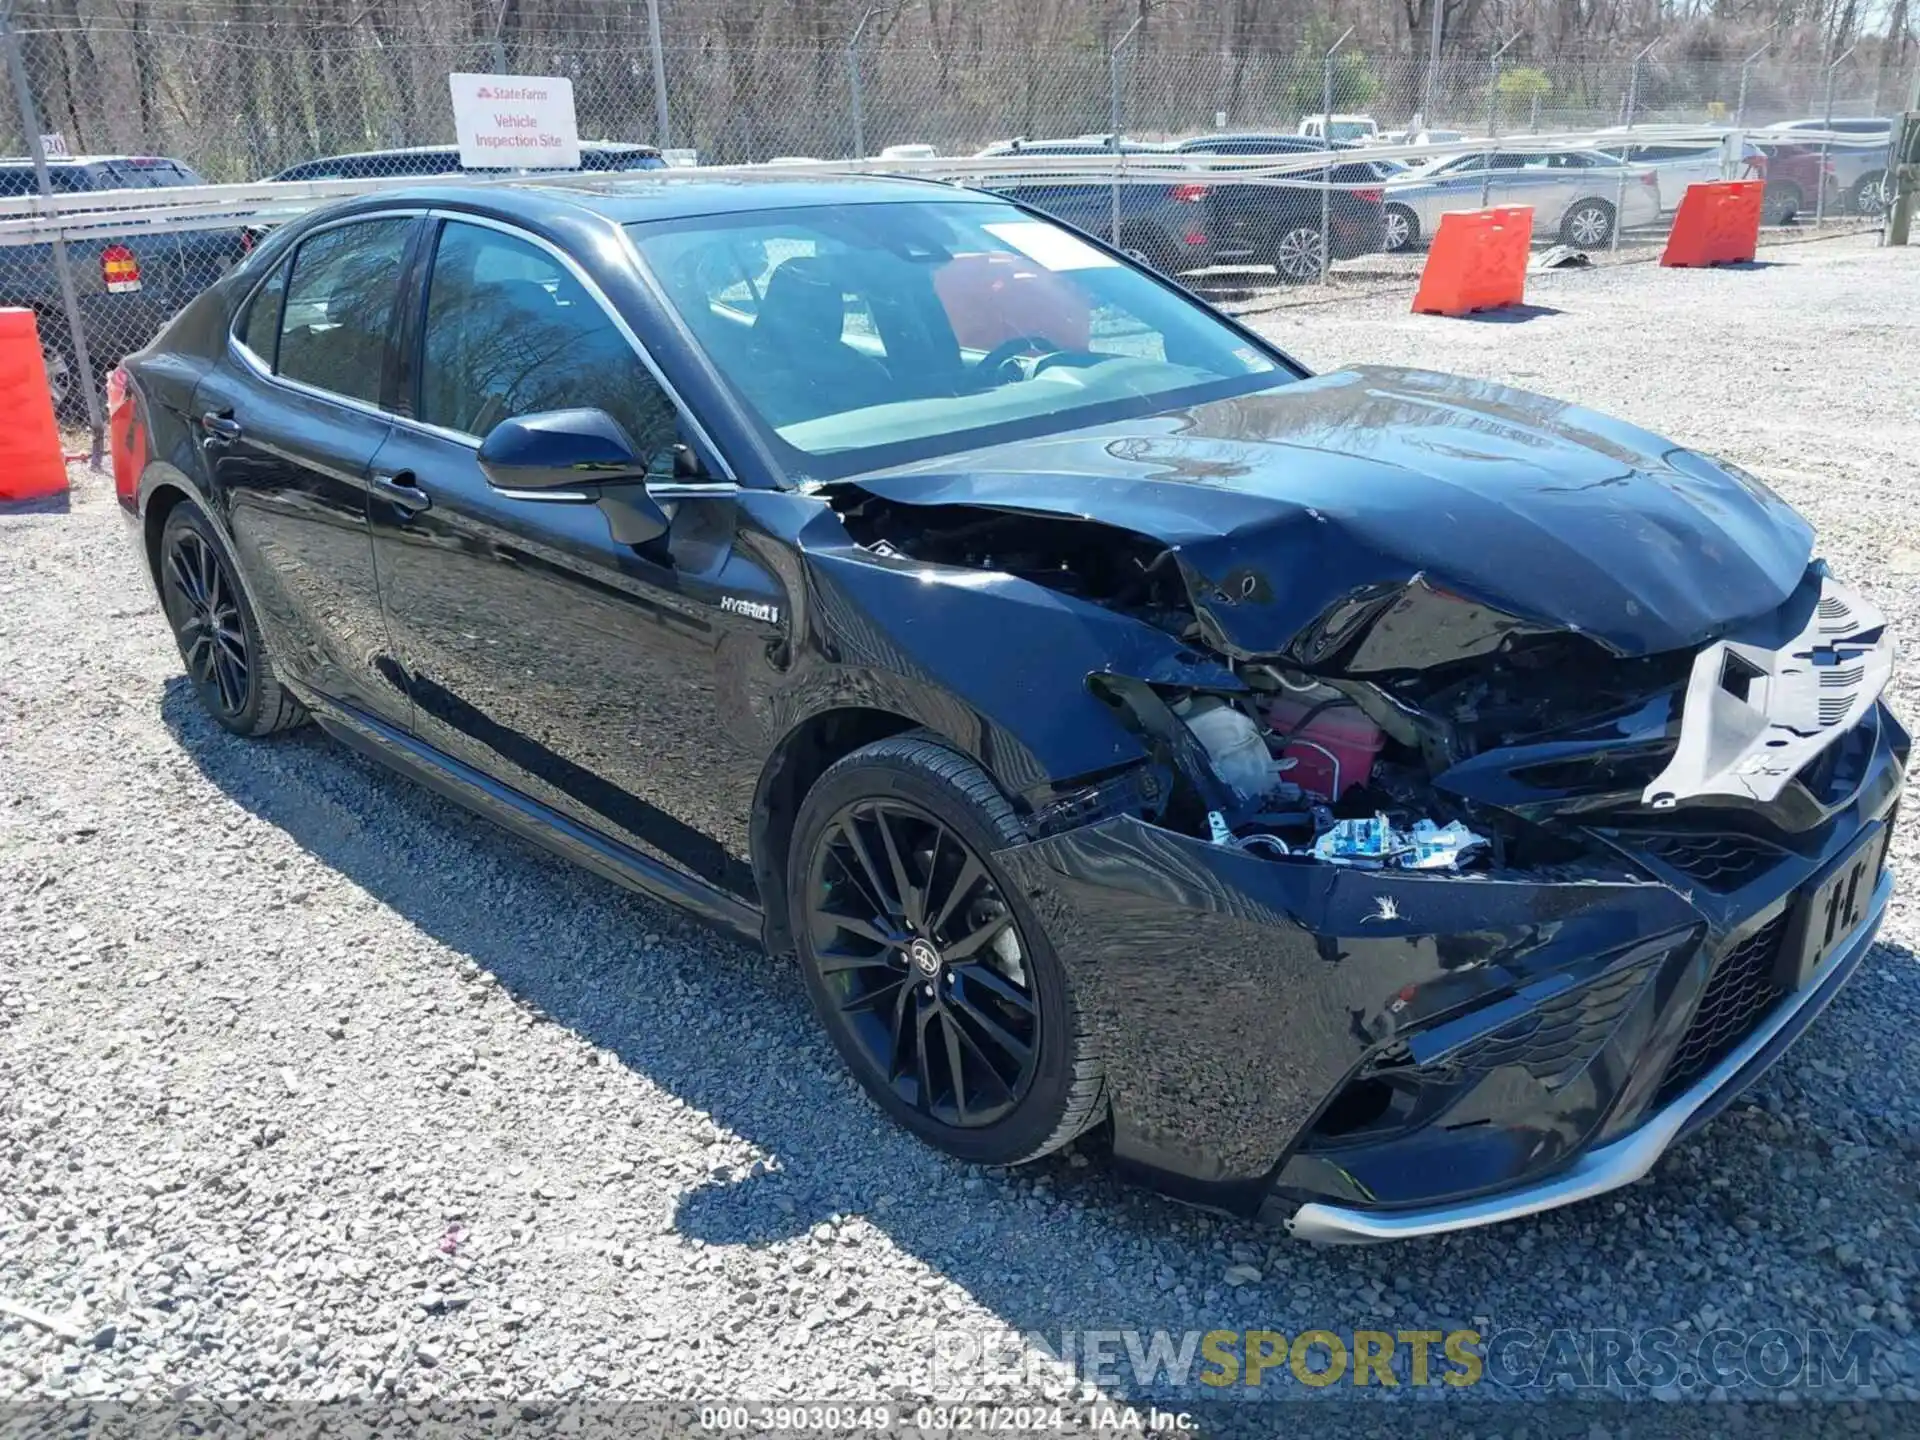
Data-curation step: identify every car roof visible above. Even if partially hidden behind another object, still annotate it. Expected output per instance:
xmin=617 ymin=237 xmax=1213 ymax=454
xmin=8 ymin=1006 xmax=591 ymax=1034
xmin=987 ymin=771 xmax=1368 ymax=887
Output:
xmin=327 ymin=171 xmax=997 ymax=225
xmin=286 ymin=140 xmax=658 ymax=163
xmin=0 ymin=154 xmax=190 ymax=166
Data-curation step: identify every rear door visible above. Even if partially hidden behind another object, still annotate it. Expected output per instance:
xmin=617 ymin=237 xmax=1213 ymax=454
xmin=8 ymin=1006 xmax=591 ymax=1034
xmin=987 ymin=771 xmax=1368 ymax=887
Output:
xmin=191 ymin=213 xmax=421 ymax=728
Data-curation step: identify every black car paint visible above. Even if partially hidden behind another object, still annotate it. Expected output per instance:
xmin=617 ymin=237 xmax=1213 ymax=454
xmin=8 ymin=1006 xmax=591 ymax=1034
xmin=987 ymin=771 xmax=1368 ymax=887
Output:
xmin=117 ymin=175 xmax=1901 ymax=1224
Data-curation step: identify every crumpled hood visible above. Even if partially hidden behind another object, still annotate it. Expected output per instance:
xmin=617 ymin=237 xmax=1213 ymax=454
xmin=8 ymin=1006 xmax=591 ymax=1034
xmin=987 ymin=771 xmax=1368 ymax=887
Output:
xmin=846 ymin=365 xmax=1814 ymax=669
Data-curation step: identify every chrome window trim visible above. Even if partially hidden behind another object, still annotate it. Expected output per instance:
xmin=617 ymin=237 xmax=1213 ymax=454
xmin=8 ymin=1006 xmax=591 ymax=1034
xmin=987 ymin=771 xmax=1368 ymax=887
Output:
xmin=417 ymin=209 xmax=736 ymax=481
xmin=226 ymin=209 xmax=428 ymax=404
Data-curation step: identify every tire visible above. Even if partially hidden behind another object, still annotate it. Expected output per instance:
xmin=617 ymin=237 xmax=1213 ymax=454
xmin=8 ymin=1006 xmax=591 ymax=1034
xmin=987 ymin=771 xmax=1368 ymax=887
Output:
xmin=787 ymin=734 xmax=1106 ymax=1166
xmin=1383 ymin=203 xmax=1420 ymax=253
xmin=1763 ymin=181 xmax=1802 ymax=226
xmin=1119 ymin=225 xmax=1179 ymax=276
xmin=36 ymin=313 xmax=82 ymax=421
xmin=1270 ymin=223 xmax=1326 ymax=283
xmin=158 ymin=503 xmax=308 ymax=738
xmin=1559 ymin=198 xmax=1614 ymax=248
xmin=1852 ymin=172 xmax=1888 ymax=219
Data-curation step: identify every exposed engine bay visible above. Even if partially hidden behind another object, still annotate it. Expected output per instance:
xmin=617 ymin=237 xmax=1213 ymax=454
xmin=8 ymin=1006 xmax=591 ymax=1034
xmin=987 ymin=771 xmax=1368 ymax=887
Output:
xmin=833 ymin=488 xmax=1894 ymax=875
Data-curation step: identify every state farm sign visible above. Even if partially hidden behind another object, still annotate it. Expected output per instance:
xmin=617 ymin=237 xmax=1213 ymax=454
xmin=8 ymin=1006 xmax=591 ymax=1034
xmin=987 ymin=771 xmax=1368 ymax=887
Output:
xmin=449 ymin=73 xmax=580 ymax=170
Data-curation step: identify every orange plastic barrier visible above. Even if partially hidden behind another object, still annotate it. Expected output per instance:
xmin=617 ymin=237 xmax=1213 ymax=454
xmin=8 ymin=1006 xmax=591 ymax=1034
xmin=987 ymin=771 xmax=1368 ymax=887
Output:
xmin=1660 ymin=180 xmax=1764 ymax=268
xmin=0 ymin=309 xmax=69 ymax=505
xmin=1411 ymin=206 xmax=1533 ymax=318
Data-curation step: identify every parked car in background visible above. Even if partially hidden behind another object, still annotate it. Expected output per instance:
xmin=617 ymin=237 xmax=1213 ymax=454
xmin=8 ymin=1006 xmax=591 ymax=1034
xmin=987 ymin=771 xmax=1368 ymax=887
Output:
xmin=268 ymin=142 xmax=666 ymax=182
xmin=1750 ymin=141 xmax=1841 ymax=224
xmin=1757 ymin=118 xmax=1892 ymax=216
xmin=0 ymin=154 xmax=249 ymax=413
xmin=1170 ymin=133 xmax=1388 ymax=279
xmin=1297 ymin=113 xmax=1380 ymax=143
xmin=971 ymin=138 xmax=1216 ymax=278
xmin=877 ymin=144 xmax=938 ymax=161
xmin=113 ymin=172 xmax=1901 ymax=1241
xmin=1383 ymin=147 xmax=1661 ymax=250
xmin=1592 ymin=134 xmax=1767 ymax=212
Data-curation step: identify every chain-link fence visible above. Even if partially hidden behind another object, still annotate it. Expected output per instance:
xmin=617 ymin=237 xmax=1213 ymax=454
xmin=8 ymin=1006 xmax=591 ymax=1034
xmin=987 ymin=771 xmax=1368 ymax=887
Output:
xmin=0 ymin=0 xmax=1909 ymax=443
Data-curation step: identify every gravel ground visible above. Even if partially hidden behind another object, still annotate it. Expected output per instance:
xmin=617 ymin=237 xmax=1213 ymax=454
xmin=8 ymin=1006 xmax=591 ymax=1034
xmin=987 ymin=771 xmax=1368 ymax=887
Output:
xmin=2 ymin=227 xmax=1918 ymax=1424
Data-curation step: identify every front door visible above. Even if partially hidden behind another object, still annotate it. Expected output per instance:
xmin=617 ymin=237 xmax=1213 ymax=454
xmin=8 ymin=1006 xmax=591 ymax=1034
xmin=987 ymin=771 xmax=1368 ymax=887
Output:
xmin=366 ymin=216 xmax=770 ymax=898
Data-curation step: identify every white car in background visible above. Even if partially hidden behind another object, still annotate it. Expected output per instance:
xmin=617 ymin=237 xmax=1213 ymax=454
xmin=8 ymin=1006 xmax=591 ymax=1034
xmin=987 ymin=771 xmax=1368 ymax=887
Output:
xmin=1593 ymin=132 xmax=1767 ymax=212
xmin=1298 ymin=113 xmax=1380 ymax=143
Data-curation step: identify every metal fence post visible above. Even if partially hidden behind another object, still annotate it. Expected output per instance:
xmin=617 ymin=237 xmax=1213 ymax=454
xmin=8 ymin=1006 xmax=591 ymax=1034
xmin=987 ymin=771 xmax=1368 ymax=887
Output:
xmin=644 ymin=0 xmax=670 ymax=149
xmin=1480 ymin=35 xmax=1518 ymax=209
xmin=1611 ymin=39 xmax=1659 ymax=253
xmin=1420 ymin=0 xmax=1443 ymax=129
xmin=1817 ymin=44 xmax=1856 ymax=227
xmin=847 ymin=5 xmax=883 ymax=160
xmin=0 ymin=1 xmax=105 ymax=463
xmin=1108 ymin=16 xmax=1141 ymax=247
xmin=1735 ymin=42 xmax=1769 ymax=128
xmin=1320 ymin=26 xmax=1353 ymax=284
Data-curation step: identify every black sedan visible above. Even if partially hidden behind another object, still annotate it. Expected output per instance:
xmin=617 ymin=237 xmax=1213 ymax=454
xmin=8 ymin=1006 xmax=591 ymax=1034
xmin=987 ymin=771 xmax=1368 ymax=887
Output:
xmin=109 ymin=173 xmax=1902 ymax=1241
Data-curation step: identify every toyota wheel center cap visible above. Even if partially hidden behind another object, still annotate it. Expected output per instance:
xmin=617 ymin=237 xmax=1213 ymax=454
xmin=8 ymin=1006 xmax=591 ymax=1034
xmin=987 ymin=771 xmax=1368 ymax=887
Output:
xmin=908 ymin=938 xmax=942 ymax=977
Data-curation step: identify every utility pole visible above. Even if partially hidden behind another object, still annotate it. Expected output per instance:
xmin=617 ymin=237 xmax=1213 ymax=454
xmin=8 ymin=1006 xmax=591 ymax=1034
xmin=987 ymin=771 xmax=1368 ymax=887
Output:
xmin=1421 ymin=0 xmax=1444 ymax=129
xmin=0 ymin=0 xmax=104 ymax=462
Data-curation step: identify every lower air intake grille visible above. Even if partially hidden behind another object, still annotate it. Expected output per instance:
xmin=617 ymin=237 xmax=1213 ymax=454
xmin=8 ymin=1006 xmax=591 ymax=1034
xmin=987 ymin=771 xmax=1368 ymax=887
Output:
xmin=1636 ymin=832 xmax=1784 ymax=890
xmin=1655 ymin=915 xmax=1789 ymax=1105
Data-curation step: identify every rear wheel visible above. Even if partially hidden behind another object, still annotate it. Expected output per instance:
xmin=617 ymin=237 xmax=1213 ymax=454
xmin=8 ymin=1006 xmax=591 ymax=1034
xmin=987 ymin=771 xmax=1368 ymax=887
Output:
xmin=789 ymin=735 xmax=1105 ymax=1166
xmin=1383 ymin=204 xmax=1420 ymax=252
xmin=1852 ymin=172 xmax=1888 ymax=219
xmin=1763 ymin=181 xmax=1802 ymax=225
xmin=1560 ymin=198 xmax=1615 ymax=247
xmin=35 ymin=313 xmax=81 ymax=420
xmin=1271 ymin=224 xmax=1326 ymax=283
xmin=159 ymin=503 xmax=307 ymax=738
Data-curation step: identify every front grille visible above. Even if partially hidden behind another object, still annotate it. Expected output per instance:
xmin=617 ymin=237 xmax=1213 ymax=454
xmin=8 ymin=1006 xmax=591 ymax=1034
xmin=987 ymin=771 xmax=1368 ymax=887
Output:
xmin=1636 ymin=832 xmax=1785 ymax=890
xmin=1655 ymin=915 xmax=1789 ymax=1105
xmin=1425 ymin=955 xmax=1662 ymax=1092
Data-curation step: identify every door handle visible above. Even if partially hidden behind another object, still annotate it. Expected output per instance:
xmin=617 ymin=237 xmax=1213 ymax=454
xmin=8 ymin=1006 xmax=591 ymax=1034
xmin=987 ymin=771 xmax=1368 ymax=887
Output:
xmin=372 ymin=471 xmax=431 ymax=515
xmin=200 ymin=411 xmax=242 ymax=446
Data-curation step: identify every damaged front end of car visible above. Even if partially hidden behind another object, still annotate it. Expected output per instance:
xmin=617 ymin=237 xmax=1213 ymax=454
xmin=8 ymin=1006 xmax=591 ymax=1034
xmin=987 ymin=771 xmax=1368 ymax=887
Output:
xmin=811 ymin=370 xmax=1904 ymax=1237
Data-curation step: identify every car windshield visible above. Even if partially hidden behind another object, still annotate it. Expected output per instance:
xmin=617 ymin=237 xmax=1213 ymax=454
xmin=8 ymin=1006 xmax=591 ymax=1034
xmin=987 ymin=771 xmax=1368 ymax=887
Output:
xmin=628 ymin=199 xmax=1292 ymax=480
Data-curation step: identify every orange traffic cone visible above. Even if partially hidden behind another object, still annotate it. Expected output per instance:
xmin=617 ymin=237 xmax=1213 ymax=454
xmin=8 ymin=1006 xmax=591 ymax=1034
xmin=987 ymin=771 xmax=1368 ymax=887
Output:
xmin=0 ymin=308 xmax=71 ymax=506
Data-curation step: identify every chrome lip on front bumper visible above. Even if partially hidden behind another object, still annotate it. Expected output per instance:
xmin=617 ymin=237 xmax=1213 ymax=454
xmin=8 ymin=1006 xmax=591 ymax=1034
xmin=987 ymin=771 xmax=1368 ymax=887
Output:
xmin=1286 ymin=868 xmax=1893 ymax=1244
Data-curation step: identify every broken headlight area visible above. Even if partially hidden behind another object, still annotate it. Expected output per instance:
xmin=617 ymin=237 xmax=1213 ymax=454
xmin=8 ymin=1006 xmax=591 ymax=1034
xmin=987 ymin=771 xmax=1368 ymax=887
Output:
xmin=1086 ymin=666 xmax=1601 ymax=876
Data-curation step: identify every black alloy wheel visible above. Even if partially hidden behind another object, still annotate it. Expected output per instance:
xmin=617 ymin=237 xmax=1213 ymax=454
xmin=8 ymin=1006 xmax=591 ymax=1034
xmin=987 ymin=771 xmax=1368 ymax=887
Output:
xmin=157 ymin=505 xmax=307 ymax=737
xmin=163 ymin=523 xmax=252 ymax=720
xmin=789 ymin=735 xmax=1106 ymax=1166
xmin=805 ymin=796 xmax=1039 ymax=1129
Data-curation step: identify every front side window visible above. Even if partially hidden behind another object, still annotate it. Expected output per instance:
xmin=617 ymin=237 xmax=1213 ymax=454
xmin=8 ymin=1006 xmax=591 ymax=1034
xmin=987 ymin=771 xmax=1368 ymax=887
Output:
xmin=631 ymin=199 xmax=1290 ymax=480
xmin=275 ymin=217 xmax=414 ymax=405
xmin=416 ymin=221 xmax=676 ymax=452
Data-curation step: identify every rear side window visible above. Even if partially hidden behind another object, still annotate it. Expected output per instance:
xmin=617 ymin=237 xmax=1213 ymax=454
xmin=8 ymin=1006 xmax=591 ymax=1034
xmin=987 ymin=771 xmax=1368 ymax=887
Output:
xmin=238 ymin=261 xmax=288 ymax=366
xmin=415 ymin=220 xmax=675 ymax=450
xmin=275 ymin=218 xmax=414 ymax=405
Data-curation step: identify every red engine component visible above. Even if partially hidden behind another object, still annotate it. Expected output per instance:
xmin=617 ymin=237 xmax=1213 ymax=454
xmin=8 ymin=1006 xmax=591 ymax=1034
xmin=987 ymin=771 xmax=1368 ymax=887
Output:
xmin=1267 ymin=695 xmax=1384 ymax=801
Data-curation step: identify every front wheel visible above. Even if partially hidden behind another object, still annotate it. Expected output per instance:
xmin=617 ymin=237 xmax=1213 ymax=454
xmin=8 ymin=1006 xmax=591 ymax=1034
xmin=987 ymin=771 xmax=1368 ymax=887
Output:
xmin=1560 ymin=198 xmax=1615 ymax=247
xmin=788 ymin=735 xmax=1106 ymax=1166
xmin=1271 ymin=224 xmax=1327 ymax=283
xmin=1383 ymin=204 xmax=1420 ymax=252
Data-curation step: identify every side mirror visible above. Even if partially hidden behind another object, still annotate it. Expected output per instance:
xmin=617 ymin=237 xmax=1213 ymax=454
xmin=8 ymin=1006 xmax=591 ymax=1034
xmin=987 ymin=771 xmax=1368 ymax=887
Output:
xmin=477 ymin=408 xmax=648 ymax=494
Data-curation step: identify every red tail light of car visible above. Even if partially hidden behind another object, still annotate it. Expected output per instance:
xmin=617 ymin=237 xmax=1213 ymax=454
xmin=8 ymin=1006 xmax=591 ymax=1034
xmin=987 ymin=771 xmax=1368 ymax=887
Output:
xmin=1170 ymin=183 xmax=1210 ymax=203
xmin=101 ymin=244 xmax=142 ymax=294
xmin=107 ymin=366 xmax=146 ymax=506
xmin=1353 ymin=187 xmax=1385 ymax=204
xmin=1640 ymin=171 xmax=1660 ymax=189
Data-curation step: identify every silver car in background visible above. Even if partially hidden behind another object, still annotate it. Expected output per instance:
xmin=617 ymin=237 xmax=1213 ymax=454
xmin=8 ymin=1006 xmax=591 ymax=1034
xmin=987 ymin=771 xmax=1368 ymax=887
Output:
xmin=1383 ymin=147 xmax=1662 ymax=251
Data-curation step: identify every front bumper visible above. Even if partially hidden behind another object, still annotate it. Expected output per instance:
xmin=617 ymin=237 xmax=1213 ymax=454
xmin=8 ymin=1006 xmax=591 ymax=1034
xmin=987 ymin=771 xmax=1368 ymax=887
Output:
xmin=994 ymin=700 xmax=1904 ymax=1234
xmin=1285 ymin=866 xmax=1890 ymax=1242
